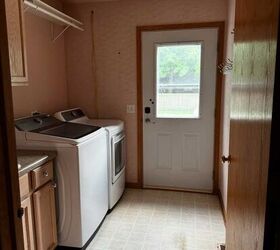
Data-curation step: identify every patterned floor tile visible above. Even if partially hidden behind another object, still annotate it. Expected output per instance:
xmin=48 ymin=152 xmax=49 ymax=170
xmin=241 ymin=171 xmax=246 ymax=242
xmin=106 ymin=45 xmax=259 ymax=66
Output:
xmin=87 ymin=189 xmax=225 ymax=250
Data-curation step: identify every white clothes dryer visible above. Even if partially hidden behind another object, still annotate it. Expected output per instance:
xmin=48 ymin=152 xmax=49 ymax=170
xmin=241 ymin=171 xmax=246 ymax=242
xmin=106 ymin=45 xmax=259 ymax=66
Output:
xmin=55 ymin=108 xmax=126 ymax=210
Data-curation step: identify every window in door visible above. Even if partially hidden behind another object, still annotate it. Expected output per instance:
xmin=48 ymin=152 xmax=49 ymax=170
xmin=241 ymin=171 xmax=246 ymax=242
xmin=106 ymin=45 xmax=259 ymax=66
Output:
xmin=156 ymin=42 xmax=202 ymax=119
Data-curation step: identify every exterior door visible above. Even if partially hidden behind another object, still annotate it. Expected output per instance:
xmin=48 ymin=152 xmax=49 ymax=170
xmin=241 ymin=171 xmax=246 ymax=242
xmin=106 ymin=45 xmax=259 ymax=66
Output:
xmin=142 ymin=28 xmax=218 ymax=192
xmin=226 ymin=0 xmax=279 ymax=249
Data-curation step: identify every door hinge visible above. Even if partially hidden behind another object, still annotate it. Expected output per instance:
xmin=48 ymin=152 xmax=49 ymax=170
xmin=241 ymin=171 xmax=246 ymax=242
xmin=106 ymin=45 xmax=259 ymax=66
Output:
xmin=17 ymin=207 xmax=24 ymax=219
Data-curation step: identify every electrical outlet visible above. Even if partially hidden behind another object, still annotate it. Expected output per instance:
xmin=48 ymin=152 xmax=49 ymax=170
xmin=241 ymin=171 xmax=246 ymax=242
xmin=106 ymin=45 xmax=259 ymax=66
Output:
xmin=127 ymin=105 xmax=135 ymax=114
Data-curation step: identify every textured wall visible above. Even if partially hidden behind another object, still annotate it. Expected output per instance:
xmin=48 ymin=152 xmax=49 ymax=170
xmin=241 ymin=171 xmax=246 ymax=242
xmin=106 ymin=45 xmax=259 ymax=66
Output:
xmin=12 ymin=0 xmax=68 ymax=118
xmin=64 ymin=0 xmax=227 ymax=183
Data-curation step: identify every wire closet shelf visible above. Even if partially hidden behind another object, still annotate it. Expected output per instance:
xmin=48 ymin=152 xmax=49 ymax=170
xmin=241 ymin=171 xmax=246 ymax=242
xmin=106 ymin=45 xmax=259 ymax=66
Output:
xmin=23 ymin=0 xmax=84 ymax=41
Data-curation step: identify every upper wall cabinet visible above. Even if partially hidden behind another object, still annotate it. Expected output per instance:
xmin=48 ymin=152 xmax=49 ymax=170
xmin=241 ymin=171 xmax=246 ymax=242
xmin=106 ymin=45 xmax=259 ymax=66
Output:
xmin=5 ymin=0 xmax=28 ymax=85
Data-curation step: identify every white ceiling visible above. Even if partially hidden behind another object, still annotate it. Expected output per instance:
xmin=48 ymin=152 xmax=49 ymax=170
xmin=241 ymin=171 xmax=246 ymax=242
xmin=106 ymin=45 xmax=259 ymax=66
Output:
xmin=62 ymin=0 xmax=119 ymax=3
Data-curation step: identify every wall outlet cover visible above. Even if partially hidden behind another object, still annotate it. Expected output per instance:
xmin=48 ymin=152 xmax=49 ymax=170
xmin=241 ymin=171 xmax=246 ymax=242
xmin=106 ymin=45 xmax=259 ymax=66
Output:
xmin=127 ymin=105 xmax=135 ymax=114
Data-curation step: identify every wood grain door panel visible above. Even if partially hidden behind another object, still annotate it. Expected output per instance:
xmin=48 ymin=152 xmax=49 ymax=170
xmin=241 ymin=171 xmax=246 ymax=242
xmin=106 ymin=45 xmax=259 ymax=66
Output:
xmin=33 ymin=183 xmax=57 ymax=250
xmin=226 ymin=0 xmax=279 ymax=249
xmin=5 ymin=0 xmax=28 ymax=83
xmin=21 ymin=197 xmax=35 ymax=250
xmin=19 ymin=174 xmax=31 ymax=200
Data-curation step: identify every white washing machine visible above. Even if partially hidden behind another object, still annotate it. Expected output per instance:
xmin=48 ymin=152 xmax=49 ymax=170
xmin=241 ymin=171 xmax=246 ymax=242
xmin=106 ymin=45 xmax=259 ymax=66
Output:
xmin=15 ymin=114 xmax=108 ymax=249
xmin=55 ymin=108 xmax=126 ymax=210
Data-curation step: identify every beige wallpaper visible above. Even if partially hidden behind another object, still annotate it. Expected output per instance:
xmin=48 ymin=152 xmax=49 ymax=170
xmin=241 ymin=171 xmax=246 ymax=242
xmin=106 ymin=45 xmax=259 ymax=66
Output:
xmin=12 ymin=0 xmax=68 ymax=118
xmin=64 ymin=0 xmax=227 ymax=184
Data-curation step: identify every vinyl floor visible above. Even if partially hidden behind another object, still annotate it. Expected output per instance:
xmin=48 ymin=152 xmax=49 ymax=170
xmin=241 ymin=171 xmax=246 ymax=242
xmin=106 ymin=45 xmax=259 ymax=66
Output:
xmin=87 ymin=188 xmax=226 ymax=250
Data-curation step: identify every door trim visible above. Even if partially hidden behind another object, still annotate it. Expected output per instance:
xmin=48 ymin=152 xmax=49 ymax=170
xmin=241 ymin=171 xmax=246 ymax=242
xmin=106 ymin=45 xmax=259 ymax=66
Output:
xmin=136 ymin=22 xmax=225 ymax=193
xmin=0 ymin=0 xmax=24 ymax=249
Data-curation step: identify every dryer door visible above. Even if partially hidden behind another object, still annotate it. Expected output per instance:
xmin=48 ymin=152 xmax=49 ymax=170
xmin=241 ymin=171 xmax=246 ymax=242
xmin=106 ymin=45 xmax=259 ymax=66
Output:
xmin=112 ymin=132 xmax=126 ymax=183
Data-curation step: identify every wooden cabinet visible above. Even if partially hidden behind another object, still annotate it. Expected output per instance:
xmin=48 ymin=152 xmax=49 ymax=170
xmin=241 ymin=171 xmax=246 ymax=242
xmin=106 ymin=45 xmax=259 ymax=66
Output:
xmin=19 ymin=173 xmax=31 ymax=199
xmin=21 ymin=197 xmax=36 ymax=250
xmin=31 ymin=162 xmax=53 ymax=190
xmin=19 ymin=161 xmax=57 ymax=250
xmin=33 ymin=183 xmax=57 ymax=250
xmin=5 ymin=0 xmax=28 ymax=83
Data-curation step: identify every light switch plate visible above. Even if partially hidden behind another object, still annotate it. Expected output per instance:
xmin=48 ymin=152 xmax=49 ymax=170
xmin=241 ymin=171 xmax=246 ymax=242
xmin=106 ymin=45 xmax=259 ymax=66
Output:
xmin=127 ymin=104 xmax=135 ymax=114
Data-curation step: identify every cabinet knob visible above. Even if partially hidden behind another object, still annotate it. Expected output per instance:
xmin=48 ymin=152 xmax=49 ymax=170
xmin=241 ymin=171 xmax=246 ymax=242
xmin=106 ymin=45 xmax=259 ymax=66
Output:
xmin=51 ymin=181 xmax=57 ymax=189
xmin=17 ymin=207 xmax=24 ymax=218
xmin=43 ymin=171 xmax=49 ymax=177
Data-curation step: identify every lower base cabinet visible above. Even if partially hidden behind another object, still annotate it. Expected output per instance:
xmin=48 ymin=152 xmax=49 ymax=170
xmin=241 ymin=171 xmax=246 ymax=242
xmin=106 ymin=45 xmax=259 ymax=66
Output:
xmin=19 ymin=161 xmax=57 ymax=250
xmin=33 ymin=182 xmax=57 ymax=250
xmin=21 ymin=197 xmax=36 ymax=250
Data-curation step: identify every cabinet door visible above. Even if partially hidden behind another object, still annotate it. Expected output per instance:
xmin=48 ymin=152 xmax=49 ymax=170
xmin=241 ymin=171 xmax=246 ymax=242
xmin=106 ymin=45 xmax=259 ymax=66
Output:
xmin=5 ymin=0 xmax=28 ymax=83
xmin=21 ymin=196 xmax=36 ymax=250
xmin=33 ymin=183 xmax=57 ymax=250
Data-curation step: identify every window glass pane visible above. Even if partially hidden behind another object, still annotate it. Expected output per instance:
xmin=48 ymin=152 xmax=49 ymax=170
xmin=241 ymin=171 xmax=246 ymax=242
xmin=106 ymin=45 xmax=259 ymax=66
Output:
xmin=156 ymin=43 xmax=202 ymax=118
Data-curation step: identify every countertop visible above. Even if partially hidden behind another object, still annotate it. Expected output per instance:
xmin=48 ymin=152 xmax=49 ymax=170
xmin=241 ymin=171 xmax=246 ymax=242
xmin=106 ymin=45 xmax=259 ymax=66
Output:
xmin=17 ymin=150 xmax=56 ymax=177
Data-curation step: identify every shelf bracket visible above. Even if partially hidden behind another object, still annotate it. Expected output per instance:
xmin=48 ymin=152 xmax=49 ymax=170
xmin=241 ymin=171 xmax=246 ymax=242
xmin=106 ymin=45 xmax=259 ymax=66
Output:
xmin=51 ymin=24 xmax=70 ymax=42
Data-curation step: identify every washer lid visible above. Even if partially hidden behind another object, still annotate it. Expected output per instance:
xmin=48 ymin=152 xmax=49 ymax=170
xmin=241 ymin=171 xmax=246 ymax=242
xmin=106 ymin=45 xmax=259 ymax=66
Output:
xmin=40 ymin=123 xmax=101 ymax=139
xmin=15 ymin=114 xmax=101 ymax=139
xmin=15 ymin=114 xmax=62 ymax=132
xmin=77 ymin=119 xmax=124 ymax=135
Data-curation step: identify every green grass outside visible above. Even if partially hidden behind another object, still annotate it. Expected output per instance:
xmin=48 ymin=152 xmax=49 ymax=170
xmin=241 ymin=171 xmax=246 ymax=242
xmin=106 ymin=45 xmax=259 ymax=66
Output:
xmin=157 ymin=93 xmax=199 ymax=118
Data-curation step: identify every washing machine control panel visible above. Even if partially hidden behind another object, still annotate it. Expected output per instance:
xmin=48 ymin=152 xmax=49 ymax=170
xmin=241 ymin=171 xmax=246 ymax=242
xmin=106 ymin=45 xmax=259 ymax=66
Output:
xmin=61 ymin=108 xmax=85 ymax=121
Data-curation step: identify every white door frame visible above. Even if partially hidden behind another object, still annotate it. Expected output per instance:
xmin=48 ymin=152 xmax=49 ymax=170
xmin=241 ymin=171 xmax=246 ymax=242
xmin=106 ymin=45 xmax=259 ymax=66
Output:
xmin=136 ymin=22 xmax=225 ymax=194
